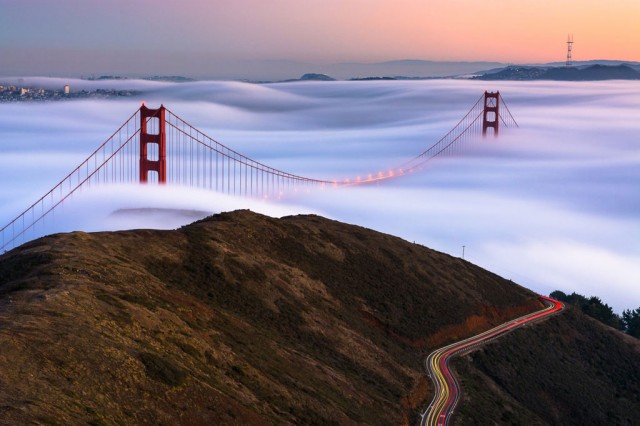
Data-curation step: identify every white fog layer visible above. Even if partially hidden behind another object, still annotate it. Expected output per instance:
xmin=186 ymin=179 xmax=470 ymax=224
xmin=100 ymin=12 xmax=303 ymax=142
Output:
xmin=0 ymin=78 xmax=638 ymax=311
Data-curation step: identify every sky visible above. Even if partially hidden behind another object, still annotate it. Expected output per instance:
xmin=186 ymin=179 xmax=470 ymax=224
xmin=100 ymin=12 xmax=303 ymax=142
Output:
xmin=1 ymin=0 xmax=639 ymax=78
xmin=0 ymin=78 xmax=638 ymax=313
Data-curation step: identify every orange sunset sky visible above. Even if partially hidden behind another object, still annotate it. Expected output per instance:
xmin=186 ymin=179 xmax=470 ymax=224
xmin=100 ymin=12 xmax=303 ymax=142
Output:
xmin=203 ymin=0 xmax=640 ymax=63
xmin=0 ymin=0 xmax=638 ymax=76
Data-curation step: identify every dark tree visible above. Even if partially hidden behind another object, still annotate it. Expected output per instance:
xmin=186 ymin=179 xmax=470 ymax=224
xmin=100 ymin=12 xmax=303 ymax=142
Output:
xmin=622 ymin=308 xmax=640 ymax=338
xmin=582 ymin=296 xmax=622 ymax=329
xmin=550 ymin=290 xmax=568 ymax=302
xmin=549 ymin=291 xmax=623 ymax=330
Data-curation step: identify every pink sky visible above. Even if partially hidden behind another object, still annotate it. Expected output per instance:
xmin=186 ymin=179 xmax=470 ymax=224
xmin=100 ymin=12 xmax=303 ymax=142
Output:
xmin=193 ymin=0 xmax=640 ymax=63
xmin=0 ymin=0 xmax=638 ymax=75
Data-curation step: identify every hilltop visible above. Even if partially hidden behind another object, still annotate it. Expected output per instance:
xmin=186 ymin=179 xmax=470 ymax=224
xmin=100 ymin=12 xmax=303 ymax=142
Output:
xmin=0 ymin=210 xmax=638 ymax=424
xmin=476 ymin=64 xmax=640 ymax=81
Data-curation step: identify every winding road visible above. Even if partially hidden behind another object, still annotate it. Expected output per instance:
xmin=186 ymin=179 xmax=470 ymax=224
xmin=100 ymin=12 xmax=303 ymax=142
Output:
xmin=420 ymin=295 xmax=564 ymax=426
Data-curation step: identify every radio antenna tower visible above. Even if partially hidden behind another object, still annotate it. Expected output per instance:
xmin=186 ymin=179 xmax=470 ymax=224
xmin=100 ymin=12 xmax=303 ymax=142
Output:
xmin=566 ymin=34 xmax=574 ymax=67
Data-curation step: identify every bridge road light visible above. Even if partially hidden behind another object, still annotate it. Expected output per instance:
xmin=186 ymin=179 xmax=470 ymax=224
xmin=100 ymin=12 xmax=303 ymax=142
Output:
xmin=462 ymin=245 xmax=465 ymax=260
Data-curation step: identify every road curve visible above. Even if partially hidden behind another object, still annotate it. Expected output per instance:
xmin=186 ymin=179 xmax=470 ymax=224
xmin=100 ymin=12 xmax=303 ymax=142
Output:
xmin=420 ymin=295 xmax=564 ymax=426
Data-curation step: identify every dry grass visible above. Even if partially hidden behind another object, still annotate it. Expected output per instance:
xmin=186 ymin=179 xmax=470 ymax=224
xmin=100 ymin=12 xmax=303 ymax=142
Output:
xmin=0 ymin=210 xmax=543 ymax=425
xmin=455 ymin=307 xmax=640 ymax=425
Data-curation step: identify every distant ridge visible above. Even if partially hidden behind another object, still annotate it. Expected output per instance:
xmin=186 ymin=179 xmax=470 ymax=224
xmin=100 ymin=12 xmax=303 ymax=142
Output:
xmin=299 ymin=73 xmax=335 ymax=81
xmin=247 ymin=59 xmax=640 ymax=82
xmin=329 ymin=59 xmax=506 ymax=79
xmin=278 ymin=73 xmax=336 ymax=83
xmin=477 ymin=64 xmax=640 ymax=81
xmin=236 ymin=59 xmax=507 ymax=81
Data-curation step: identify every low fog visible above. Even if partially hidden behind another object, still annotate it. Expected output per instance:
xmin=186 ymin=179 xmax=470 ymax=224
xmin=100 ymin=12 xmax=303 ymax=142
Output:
xmin=0 ymin=78 xmax=638 ymax=312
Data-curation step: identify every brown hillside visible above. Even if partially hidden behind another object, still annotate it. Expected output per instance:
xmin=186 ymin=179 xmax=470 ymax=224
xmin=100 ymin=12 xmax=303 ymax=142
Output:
xmin=0 ymin=210 xmax=541 ymax=425
xmin=454 ymin=307 xmax=640 ymax=425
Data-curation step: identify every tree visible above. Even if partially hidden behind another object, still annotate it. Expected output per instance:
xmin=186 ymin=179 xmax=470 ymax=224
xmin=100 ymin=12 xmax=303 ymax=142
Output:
xmin=549 ymin=290 xmax=623 ymax=331
xmin=622 ymin=308 xmax=640 ymax=338
xmin=582 ymin=296 xmax=622 ymax=330
xmin=550 ymin=290 xmax=568 ymax=302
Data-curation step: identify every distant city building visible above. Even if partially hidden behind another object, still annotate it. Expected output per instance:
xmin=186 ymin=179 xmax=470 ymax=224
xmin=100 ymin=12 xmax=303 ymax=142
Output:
xmin=0 ymin=84 xmax=139 ymax=102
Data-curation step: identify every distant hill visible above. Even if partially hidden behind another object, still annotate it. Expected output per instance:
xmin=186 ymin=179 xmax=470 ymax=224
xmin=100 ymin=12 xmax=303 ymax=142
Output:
xmin=250 ymin=60 xmax=640 ymax=82
xmin=0 ymin=210 xmax=638 ymax=424
xmin=540 ymin=59 xmax=640 ymax=68
xmin=330 ymin=59 xmax=506 ymax=79
xmin=477 ymin=64 xmax=640 ymax=81
xmin=143 ymin=76 xmax=196 ymax=82
xmin=279 ymin=73 xmax=336 ymax=83
xmin=299 ymin=73 xmax=335 ymax=81
xmin=231 ymin=59 xmax=508 ymax=81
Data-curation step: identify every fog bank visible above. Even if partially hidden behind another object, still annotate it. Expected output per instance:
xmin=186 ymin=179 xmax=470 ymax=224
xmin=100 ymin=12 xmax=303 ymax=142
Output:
xmin=0 ymin=79 xmax=638 ymax=311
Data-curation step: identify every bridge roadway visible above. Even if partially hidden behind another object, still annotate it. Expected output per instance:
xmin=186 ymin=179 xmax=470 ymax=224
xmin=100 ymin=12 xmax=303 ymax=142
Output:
xmin=420 ymin=295 xmax=564 ymax=426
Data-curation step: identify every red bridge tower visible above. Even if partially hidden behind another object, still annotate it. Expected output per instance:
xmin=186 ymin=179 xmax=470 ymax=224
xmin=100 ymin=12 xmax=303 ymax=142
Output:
xmin=139 ymin=104 xmax=167 ymax=183
xmin=482 ymin=91 xmax=500 ymax=137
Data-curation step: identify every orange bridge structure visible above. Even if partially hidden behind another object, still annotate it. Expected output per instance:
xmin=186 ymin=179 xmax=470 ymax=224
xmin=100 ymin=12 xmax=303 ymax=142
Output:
xmin=1 ymin=91 xmax=517 ymax=252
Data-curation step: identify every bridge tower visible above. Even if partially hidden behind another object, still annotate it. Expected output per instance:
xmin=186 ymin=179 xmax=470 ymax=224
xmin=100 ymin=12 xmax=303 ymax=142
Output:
xmin=139 ymin=104 xmax=166 ymax=183
xmin=482 ymin=91 xmax=500 ymax=137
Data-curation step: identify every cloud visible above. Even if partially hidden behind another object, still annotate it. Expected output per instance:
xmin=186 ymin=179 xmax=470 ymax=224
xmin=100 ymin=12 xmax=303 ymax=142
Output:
xmin=0 ymin=79 xmax=638 ymax=311
xmin=480 ymin=239 xmax=640 ymax=313
xmin=57 ymin=184 xmax=317 ymax=232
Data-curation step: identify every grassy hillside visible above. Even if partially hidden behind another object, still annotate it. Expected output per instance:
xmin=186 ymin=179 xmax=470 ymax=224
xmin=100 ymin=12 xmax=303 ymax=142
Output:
xmin=454 ymin=307 xmax=640 ymax=425
xmin=0 ymin=210 xmax=540 ymax=425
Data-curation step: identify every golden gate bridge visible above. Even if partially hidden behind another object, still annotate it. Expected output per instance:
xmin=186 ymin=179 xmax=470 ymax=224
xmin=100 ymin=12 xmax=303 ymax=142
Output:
xmin=0 ymin=91 xmax=517 ymax=252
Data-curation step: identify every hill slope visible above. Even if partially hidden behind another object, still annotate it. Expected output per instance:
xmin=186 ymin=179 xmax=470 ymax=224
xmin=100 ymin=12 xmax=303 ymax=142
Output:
xmin=454 ymin=307 xmax=640 ymax=425
xmin=477 ymin=64 xmax=640 ymax=81
xmin=0 ymin=210 xmax=541 ymax=425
